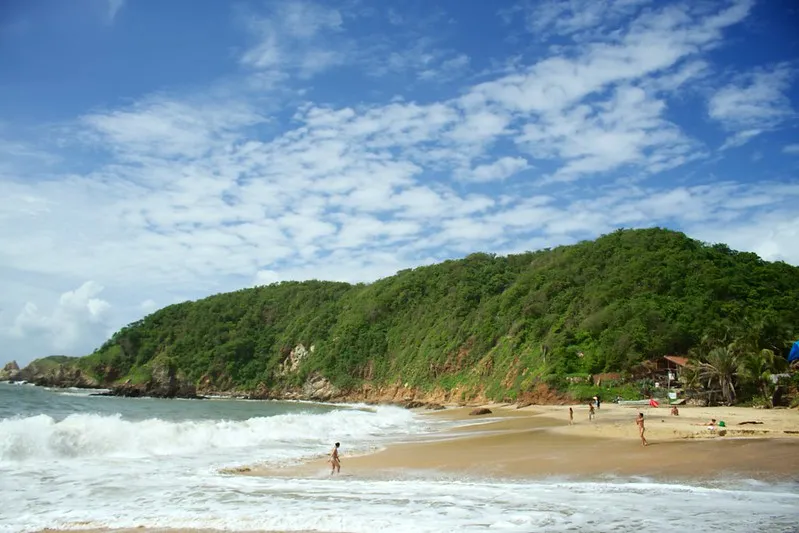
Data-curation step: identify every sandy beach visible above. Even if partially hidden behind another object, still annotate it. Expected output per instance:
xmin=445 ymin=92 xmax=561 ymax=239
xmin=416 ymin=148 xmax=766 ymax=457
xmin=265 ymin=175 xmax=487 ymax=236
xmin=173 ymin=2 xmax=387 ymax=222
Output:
xmin=231 ymin=402 xmax=799 ymax=481
xmin=33 ymin=403 xmax=799 ymax=533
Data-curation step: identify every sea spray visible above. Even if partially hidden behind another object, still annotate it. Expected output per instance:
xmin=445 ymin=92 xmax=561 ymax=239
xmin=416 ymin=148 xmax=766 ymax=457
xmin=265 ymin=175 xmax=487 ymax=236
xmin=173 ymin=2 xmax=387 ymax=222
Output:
xmin=0 ymin=405 xmax=421 ymax=462
xmin=2 ymin=384 xmax=798 ymax=533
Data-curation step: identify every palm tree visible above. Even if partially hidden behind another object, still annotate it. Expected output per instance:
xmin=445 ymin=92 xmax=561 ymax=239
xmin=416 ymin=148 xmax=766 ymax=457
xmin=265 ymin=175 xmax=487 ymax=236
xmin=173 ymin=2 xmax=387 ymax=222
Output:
xmin=697 ymin=344 xmax=740 ymax=405
xmin=739 ymin=349 xmax=786 ymax=408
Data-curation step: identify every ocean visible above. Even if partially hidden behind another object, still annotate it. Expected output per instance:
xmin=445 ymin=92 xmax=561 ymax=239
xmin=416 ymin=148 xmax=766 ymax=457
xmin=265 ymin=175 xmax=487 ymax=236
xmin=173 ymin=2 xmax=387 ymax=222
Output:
xmin=1 ymin=381 xmax=798 ymax=533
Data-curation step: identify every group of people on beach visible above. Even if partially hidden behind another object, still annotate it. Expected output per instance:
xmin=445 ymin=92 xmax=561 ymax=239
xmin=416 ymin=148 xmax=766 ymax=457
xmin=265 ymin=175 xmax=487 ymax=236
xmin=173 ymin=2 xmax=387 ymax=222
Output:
xmin=332 ymin=398 xmax=657 ymax=475
xmin=568 ymin=396 xmax=601 ymax=425
xmin=569 ymin=402 xmax=649 ymax=446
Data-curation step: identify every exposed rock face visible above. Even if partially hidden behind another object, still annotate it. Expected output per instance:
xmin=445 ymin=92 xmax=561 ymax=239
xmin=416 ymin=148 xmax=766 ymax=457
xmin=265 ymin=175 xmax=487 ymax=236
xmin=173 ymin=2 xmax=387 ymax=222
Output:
xmin=102 ymin=361 xmax=197 ymax=399
xmin=0 ymin=361 xmax=20 ymax=381
xmin=404 ymin=401 xmax=447 ymax=410
xmin=302 ymin=373 xmax=337 ymax=401
xmin=12 ymin=360 xmax=99 ymax=388
xmin=278 ymin=344 xmax=314 ymax=376
xmin=244 ymin=382 xmax=273 ymax=400
xmin=35 ymin=367 xmax=99 ymax=388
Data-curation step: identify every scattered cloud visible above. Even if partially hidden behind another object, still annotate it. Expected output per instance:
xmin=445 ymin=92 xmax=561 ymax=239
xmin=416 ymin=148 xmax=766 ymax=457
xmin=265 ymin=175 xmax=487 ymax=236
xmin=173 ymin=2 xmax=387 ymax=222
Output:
xmin=511 ymin=0 xmax=652 ymax=40
xmin=365 ymin=36 xmax=471 ymax=83
xmin=517 ymin=85 xmax=701 ymax=181
xmin=239 ymin=1 xmax=346 ymax=78
xmin=461 ymin=157 xmax=530 ymax=183
xmin=782 ymin=144 xmax=799 ymax=155
xmin=708 ymin=63 xmax=796 ymax=148
xmin=80 ymin=96 xmax=264 ymax=160
xmin=2 ymin=0 xmax=797 ymax=364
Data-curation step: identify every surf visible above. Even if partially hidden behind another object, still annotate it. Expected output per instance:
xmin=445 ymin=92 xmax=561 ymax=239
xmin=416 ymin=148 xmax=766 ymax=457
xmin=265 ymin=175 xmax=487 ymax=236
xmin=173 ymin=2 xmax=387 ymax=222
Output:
xmin=0 ymin=405 xmax=421 ymax=462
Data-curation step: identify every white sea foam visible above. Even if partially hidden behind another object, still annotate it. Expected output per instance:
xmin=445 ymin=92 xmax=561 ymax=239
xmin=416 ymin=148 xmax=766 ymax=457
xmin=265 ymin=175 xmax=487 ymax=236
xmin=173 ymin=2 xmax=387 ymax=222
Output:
xmin=3 ymin=473 xmax=798 ymax=533
xmin=0 ymin=405 xmax=421 ymax=461
xmin=2 ymin=400 xmax=798 ymax=533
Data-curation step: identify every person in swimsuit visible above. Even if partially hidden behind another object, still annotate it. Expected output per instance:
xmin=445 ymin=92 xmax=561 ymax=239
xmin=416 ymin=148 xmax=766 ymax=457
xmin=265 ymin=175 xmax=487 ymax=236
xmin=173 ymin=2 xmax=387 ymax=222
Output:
xmin=569 ymin=407 xmax=574 ymax=425
xmin=636 ymin=412 xmax=648 ymax=446
xmin=588 ymin=402 xmax=595 ymax=421
xmin=329 ymin=442 xmax=341 ymax=474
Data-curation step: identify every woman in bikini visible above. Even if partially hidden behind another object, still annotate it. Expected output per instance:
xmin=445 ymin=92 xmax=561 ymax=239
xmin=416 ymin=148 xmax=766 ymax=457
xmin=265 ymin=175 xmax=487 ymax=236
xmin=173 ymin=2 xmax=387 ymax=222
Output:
xmin=636 ymin=412 xmax=648 ymax=446
xmin=329 ymin=442 xmax=341 ymax=474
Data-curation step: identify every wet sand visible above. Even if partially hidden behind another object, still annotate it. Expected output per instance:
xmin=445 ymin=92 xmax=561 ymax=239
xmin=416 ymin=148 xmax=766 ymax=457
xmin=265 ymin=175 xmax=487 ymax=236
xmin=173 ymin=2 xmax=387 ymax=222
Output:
xmin=232 ymin=402 xmax=799 ymax=481
xmin=37 ymin=403 xmax=799 ymax=533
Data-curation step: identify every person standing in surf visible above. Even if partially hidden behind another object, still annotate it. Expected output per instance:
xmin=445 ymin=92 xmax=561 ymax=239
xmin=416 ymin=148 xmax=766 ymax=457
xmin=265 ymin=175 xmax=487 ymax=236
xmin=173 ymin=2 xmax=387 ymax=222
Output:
xmin=329 ymin=442 xmax=341 ymax=474
xmin=636 ymin=413 xmax=648 ymax=446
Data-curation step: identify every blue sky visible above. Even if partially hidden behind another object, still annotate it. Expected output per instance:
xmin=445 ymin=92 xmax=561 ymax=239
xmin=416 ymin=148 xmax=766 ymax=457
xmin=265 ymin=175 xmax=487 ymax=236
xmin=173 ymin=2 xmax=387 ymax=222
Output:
xmin=1 ymin=0 xmax=798 ymax=365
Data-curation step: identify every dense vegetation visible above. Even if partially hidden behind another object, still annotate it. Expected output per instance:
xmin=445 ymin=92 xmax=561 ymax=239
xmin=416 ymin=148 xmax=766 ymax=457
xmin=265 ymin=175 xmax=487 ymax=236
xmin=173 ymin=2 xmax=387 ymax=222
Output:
xmin=70 ymin=228 xmax=799 ymax=401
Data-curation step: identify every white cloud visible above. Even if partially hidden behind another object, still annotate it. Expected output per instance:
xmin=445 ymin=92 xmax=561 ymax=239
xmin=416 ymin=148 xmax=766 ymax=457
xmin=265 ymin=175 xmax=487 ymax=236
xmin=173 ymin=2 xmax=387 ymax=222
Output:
xmin=477 ymin=1 xmax=753 ymax=116
xmin=254 ymin=269 xmax=281 ymax=286
xmin=783 ymin=144 xmax=799 ymax=155
xmin=4 ymin=0 xmax=797 ymax=365
xmin=470 ymin=1 xmax=749 ymax=180
xmin=708 ymin=64 xmax=795 ymax=148
xmin=462 ymin=157 xmax=530 ymax=183
xmin=7 ymin=281 xmax=111 ymax=352
xmin=518 ymin=85 xmax=700 ymax=181
xmin=106 ymin=0 xmax=125 ymax=24
xmin=81 ymin=97 xmax=264 ymax=160
xmin=239 ymin=1 xmax=346 ymax=78
xmin=517 ymin=0 xmax=652 ymax=40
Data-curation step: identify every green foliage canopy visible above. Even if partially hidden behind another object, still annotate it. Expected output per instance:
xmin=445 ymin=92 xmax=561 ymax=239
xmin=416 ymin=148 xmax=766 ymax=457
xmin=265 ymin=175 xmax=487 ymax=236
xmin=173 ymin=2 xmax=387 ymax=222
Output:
xmin=72 ymin=228 xmax=799 ymax=400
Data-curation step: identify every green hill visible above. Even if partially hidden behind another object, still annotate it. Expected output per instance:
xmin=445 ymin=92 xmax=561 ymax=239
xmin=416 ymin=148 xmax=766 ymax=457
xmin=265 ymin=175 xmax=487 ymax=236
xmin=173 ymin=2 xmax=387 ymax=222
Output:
xmin=66 ymin=228 xmax=799 ymax=401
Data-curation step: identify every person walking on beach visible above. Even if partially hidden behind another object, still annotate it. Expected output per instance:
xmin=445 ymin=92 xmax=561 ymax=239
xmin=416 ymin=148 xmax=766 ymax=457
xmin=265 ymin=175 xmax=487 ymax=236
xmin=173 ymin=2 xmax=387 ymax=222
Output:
xmin=636 ymin=413 xmax=648 ymax=446
xmin=588 ymin=402 xmax=595 ymax=421
xmin=329 ymin=442 xmax=341 ymax=474
xmin=569 ymin=407 xmax=574 ymax=425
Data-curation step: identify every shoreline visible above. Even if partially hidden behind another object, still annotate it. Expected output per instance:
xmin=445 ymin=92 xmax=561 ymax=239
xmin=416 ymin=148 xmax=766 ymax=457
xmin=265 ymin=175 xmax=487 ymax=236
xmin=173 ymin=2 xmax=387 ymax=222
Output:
xmin=228 ymin=402 xmax=799 ymax=482
xmin=28 ymin=403 xmax=799 ymax=533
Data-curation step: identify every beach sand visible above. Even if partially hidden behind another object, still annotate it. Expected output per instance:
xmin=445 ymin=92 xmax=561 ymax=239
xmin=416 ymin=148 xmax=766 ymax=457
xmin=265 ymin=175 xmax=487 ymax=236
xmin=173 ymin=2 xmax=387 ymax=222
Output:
xmin=231 ymin=402 xmax=799 ymax=481
xmin=37 ymin=403 xmax=799 ymax=533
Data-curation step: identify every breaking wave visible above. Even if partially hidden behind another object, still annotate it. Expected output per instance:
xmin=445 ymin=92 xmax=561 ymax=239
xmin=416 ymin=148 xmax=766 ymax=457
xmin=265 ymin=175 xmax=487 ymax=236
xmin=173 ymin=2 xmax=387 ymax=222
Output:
xmin=0 ymin=405 xmax=419 ymax=461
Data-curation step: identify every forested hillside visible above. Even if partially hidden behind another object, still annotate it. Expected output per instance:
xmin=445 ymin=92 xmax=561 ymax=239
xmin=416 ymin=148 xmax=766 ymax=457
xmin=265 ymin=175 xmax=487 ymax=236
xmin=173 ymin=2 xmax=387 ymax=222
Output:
xmin=65 ymin=228 xmax=799 ymax=400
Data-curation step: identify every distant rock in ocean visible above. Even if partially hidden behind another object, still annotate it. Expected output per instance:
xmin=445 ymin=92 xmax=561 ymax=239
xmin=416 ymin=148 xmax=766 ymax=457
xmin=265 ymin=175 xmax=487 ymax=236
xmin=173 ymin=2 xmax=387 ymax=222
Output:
xmin=0 ymin=360 xmax=20 ymax=381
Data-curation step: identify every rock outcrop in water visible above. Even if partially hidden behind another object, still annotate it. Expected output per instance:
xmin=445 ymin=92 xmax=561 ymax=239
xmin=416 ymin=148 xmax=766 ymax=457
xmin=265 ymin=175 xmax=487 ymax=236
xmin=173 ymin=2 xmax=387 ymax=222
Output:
xmin=0 ymin=360 xmax=20 ymax=381
xmin=99 ymin=359 xmax=199 ymax=399
xmin=10 ymin=356 xmax=99 ymax=388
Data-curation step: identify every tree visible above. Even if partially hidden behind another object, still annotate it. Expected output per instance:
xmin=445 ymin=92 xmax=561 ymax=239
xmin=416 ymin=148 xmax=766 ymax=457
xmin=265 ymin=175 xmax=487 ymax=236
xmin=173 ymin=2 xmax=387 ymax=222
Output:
xmin=739 ymin=349 xmax=786 ymax=408
xmin=46 ymin=228 xmax=799 ymax=402
xmin=697 ymin=345 xmax=740 ymax=405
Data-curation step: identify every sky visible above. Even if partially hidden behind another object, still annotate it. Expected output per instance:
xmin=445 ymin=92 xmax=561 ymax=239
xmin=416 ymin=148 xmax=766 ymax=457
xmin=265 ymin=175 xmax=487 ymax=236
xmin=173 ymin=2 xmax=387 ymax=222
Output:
xmin=1 ymin=0 xmax=798 ymax=366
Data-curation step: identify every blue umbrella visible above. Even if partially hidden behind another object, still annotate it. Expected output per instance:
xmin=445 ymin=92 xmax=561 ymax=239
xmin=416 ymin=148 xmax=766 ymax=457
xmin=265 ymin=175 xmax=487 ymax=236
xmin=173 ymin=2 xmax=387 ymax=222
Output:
xmin=789 ymin=341 xmax=799 ymax=363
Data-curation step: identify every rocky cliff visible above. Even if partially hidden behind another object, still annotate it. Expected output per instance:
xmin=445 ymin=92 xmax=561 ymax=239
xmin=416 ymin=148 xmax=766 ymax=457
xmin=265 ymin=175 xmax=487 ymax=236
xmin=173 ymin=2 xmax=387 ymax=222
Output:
xmin=100 ymin=359 xmax=198 ymax=399
xmin=0 ymin=360 xmax=20 ymax=381
xmin=10 ymin=351 xmax=569 ymax=407
xmin=10 ymin=357 xmax=99 ymax=388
